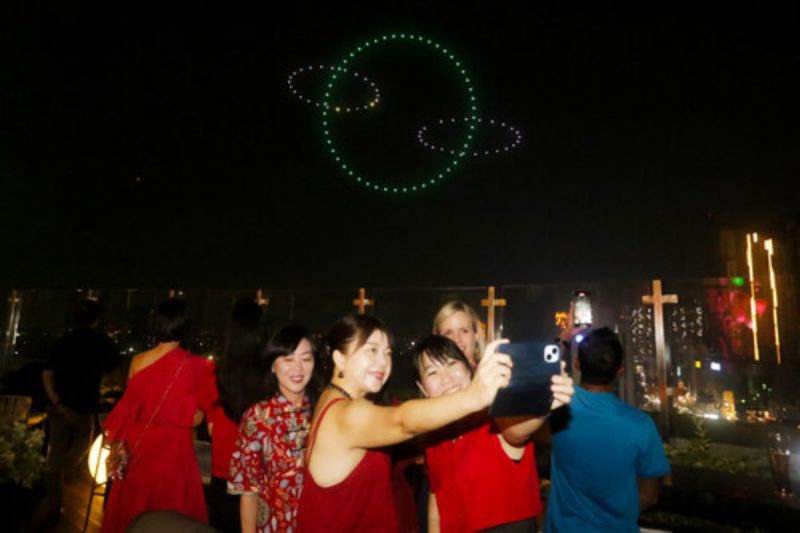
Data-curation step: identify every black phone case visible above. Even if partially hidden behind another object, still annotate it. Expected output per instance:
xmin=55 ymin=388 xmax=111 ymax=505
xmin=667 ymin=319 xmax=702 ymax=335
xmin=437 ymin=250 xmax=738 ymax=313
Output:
xmin=489 ymin=342 xmax=561 ymax=417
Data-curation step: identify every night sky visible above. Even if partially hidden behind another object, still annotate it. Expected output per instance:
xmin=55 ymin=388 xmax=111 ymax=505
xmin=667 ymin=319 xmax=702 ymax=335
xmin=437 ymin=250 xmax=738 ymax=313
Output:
xmin=3 ymin=3 xmax=800 ymax=288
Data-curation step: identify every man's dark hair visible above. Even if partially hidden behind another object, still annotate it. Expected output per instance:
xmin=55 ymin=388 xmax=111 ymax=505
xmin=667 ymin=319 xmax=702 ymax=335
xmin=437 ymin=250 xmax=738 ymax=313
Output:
xmin=577 ymin=327 xmax=624 ymax=385
xmin=151 ymin=298 xmax=190 ymax=343
xmin=75 ymin=299 xmax=101 ymax=328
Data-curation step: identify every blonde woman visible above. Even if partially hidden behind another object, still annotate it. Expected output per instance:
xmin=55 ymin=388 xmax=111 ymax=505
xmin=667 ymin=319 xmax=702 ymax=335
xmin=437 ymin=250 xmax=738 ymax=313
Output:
xmin=433 ymin=301 xmax=485 ymax=367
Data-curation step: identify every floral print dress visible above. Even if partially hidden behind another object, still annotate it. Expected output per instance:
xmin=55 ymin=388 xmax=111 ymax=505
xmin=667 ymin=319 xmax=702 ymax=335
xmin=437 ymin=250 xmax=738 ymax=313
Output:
xmin=228 ymin=394 xmax=311 ymax=533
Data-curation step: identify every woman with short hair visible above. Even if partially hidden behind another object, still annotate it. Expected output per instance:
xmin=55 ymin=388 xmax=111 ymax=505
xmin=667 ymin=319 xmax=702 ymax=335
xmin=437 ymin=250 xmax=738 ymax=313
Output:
xmin=228 ymin=324 xmax=321 ymax=533
xmin=413 ymin=335 xmax=572 ymax=532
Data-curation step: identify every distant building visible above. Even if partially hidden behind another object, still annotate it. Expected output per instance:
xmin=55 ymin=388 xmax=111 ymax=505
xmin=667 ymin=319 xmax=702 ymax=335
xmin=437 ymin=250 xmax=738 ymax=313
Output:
xmin=710 ymin=208 xmax=800 ymax=363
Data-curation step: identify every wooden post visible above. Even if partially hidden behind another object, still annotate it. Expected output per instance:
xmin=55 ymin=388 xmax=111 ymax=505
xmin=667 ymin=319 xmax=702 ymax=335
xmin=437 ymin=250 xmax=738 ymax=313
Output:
xmin=642 ymin=279 xmax=678 ymax=438
xmin=480 ymin=286 xmax=507 ymax=342
xmin=352 ymin=288 xmax=374 ymax=315
xmin=3 ymin=290 xmax=22 ymax=367
xmin=255 ymin=289 xmax=270 ymax=308
xmin=125 ymin=289 xmax=136 ymax=310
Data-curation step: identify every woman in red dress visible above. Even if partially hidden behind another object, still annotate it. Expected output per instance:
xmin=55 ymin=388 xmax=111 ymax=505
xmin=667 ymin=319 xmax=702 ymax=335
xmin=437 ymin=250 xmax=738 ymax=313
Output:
xmin=101 ymin=299 xmax=210 ymax=533
xmin=296 ymin=314 xmax=513 ymax=532
xmin=228 ymin=324 xmax=320 ymax=533
xmin=199 ymin=298 xmax=266 ymax=532
xmin=413 ymin=335 xmax=573 ymax=532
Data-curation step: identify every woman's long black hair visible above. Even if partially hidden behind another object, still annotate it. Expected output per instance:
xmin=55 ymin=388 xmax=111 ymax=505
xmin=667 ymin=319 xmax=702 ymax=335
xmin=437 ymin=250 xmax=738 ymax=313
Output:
xmin=216 ymin=298 xmax=266 ymax=423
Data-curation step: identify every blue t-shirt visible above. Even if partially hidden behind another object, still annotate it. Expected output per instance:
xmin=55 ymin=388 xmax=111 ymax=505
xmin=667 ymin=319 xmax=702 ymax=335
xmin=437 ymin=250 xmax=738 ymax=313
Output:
xmin=545 ymin=386 xmax=670 ymax=533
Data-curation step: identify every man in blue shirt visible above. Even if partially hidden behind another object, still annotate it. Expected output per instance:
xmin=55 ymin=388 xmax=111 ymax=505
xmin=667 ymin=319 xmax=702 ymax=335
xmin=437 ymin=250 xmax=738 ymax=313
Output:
xmin=545 ymin=327 xmax=670 ymax=532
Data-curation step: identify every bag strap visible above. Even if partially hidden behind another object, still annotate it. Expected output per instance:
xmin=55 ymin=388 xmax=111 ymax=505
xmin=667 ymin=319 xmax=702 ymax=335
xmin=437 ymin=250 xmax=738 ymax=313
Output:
xmin=131 ymin=353 xmax=189 ymax=452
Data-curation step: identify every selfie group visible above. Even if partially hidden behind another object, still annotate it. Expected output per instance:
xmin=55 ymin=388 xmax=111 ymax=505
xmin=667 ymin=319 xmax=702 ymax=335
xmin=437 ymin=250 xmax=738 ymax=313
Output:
xmin=52 ymin=297 xmax=670 ymax=533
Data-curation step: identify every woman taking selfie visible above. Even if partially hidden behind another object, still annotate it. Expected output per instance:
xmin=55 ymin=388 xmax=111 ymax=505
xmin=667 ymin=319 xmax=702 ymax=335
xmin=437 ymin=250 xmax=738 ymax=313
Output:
xmin=296 ymin=314 xmax=513 ymax=532
xmin=413 ymin=335 xmax=574 ymax=532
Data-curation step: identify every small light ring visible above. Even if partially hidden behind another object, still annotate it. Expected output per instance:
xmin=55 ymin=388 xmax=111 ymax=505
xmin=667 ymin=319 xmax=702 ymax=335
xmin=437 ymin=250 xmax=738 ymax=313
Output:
xmin=415 ymin=116 xmax=522 ymax=157
xmin=287 ymin=64 xmax=381 ymax=113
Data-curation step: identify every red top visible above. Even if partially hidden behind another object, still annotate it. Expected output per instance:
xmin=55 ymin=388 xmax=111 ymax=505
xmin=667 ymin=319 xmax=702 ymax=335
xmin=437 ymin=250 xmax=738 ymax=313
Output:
xmin=101 ymin=348 xmax=210 ymax=533
xmin=228 ymin=395 xmax=311 ymax=533
xmin=197 ymin=360 xmax=239 ymax=479
xmin=426 ymin=415 xmax=543 ymax=532
xmin=296 ymin=398 xmax=399 ymax=532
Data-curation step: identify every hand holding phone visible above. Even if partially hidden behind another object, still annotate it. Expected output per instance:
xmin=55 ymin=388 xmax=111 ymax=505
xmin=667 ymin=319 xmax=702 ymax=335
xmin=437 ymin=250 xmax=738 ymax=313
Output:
xmin=550 ymin=363 xmax=575 ymax=411
xmin=489 ymin=342 xmax=561 ymax=417
xmin=469 ymin=339 xmax=513 ymax=410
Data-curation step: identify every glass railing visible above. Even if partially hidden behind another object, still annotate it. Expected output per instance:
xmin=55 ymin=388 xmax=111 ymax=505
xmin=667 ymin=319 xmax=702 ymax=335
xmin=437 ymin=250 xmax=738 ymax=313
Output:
xmin=2 ymin=280 xmax=799 ymax=440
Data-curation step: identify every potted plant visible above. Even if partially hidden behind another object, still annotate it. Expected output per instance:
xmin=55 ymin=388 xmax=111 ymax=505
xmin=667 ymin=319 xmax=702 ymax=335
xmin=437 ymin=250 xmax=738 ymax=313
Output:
xmin=0 ymin=421 xmax=47 ymax=528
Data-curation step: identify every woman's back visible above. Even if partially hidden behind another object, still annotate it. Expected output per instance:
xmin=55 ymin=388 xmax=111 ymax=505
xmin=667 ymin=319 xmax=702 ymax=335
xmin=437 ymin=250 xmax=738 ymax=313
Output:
xmin=124 ymin=348 xmax=206 ymax=427
xmin=101 ymin=347 xmax=209 ymax=533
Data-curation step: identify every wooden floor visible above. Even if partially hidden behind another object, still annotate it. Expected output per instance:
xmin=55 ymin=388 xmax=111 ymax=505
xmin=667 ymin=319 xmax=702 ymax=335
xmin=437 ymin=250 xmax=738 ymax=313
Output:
xmin=48 ymin=474 xmax=105 ymax=533
xmin=40 ymin=440 xmax=211 ymax=532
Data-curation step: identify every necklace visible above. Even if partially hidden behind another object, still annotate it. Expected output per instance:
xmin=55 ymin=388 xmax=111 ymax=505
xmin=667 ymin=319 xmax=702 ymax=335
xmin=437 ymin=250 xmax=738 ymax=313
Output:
xmin=327 ymin=382 xmax=353 ymax=400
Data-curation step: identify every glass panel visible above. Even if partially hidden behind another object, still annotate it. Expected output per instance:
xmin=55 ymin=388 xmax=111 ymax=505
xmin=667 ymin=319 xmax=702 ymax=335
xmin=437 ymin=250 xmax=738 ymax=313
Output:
xmin=499 ymin=281 xmax=654 ymax=409
xmin=372 ymin=286 xmax=488 ymax=398
xmin=2 ymin=280 xmax=797 ymax=441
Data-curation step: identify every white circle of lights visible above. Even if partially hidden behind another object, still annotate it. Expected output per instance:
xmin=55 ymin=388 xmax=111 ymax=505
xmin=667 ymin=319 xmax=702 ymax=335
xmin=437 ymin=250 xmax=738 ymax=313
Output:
xmin=416 ymin=117 xmax=523 ymax=157
xmin=287 ymin=64 xmax=381 ymax=113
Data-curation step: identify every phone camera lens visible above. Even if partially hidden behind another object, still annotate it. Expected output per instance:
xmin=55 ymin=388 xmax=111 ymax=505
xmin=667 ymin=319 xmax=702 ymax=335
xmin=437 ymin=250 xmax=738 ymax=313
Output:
xmin=544 ymin=344 xmax=560 ymax=363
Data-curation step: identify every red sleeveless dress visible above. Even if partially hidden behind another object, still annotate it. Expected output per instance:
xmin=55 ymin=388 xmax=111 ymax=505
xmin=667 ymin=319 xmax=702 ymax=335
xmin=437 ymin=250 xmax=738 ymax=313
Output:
xmin=296 ymin=398 xmax=398 ymax=532
xmin=101 ymin=349 xmax=210 ymax=533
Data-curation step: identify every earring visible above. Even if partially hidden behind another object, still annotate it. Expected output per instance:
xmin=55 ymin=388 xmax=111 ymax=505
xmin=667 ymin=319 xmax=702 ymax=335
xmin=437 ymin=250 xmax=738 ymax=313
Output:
xmin=337 ymin=370 xmax=344 ymax=379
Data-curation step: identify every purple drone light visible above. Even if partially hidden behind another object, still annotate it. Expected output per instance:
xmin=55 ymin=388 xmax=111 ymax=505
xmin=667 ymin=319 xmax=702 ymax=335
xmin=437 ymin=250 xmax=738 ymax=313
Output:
xmin=416 ymin=117 xmax=522 ymax=157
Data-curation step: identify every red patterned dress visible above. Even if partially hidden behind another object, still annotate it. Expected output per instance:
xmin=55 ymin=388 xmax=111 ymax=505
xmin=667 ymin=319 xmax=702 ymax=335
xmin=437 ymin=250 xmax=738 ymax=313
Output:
xmin=228 ymin=394 xmax=311 ymax=533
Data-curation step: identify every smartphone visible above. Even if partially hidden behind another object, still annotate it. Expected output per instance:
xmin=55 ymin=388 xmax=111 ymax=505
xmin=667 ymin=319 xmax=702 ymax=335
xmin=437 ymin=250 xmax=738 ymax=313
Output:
xmin=489 ymin=342 xmax=561 ymax=417
xmin=573 ymin=291 xmax=593 ymax=327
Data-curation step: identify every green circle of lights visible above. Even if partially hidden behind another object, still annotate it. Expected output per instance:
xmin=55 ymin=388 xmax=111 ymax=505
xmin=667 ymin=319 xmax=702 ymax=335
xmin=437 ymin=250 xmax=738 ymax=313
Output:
xmin=321 ymin=33 xmax=478 ymax=194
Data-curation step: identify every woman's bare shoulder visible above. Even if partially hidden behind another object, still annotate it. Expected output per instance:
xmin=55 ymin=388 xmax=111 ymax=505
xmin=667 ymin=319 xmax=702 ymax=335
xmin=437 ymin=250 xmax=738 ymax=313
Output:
xmin=129 ymin=348 xmax=159 ymax=377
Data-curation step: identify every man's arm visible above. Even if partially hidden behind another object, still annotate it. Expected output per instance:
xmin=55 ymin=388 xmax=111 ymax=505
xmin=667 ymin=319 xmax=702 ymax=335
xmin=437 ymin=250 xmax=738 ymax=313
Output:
xmin=637 ymin=476 xmax=661 ymax=512
xmin=42 ymin=369 xmax=60 ymax=406
xmin=635 ymin=416 xmax=670 ymax=514
xmin=42 ymin=368 xmax=75 ymax=420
